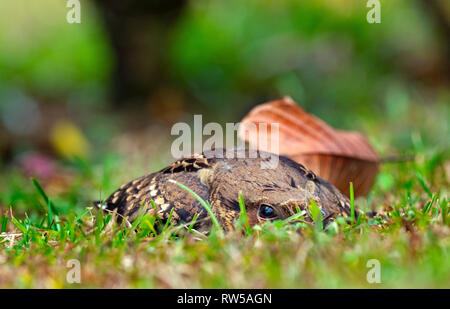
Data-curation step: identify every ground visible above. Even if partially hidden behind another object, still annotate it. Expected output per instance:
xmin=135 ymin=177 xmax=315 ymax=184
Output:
xmin=0 ymin=0 xmax=449 ymax=289
xmin=0 ymin=151 xmax=448 ymax=288
xmin=0 ymin=100 xmax=449 ymax=288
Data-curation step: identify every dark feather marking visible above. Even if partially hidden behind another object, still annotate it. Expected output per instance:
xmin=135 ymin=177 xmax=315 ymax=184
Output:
xmin=289 ymin=177 xmax=296 ymax=188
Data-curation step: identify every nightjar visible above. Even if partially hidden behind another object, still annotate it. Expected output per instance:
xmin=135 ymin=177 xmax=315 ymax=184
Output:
xmin=97 ymin=148 xmax=356 ymax=232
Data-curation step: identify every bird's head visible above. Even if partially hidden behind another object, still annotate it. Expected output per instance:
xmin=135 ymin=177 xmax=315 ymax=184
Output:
xmin=198 ymin=149 xmax=348 ymax=231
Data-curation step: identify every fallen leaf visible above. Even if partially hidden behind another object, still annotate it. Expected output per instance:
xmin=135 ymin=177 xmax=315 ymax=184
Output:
xmin=238 ymin=96 xmax=379 ymax=197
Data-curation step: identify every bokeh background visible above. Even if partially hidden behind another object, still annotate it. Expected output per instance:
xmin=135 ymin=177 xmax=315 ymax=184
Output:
xmin=0 ymin=0 xmax=449 ymax=216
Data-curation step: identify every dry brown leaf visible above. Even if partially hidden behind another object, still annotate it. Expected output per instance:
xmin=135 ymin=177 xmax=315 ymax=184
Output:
xmin=238 ymin=96 xmax=380 ymax=197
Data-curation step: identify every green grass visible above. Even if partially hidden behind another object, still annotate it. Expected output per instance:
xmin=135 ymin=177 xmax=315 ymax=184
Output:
xmin=0 ymin=149 xmax=448 ymax=288
xmin=0 ymin=0 xmax=448 ymax=289
xmin=0 ymin=96 xmax=448 ymax=288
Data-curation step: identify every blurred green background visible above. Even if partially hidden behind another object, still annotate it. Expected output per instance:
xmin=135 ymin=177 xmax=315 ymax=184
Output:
xmin=0 ymin=0 xmax=449 ymax=215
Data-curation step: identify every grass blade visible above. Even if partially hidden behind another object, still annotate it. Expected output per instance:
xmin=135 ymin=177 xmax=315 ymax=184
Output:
xmin=416 ymin=172 xmax=432 ymax=198
xmin=169 ymin=179 xmax=223 ymax=233
xmin=238 ymin=193 xmax=250 ymax=235
xmin=1 ymin=215 xmax=8 ymax=233
xmin=162 ymin=207 xmax=175 ymax=233
xmin=11 ymin=217 xmax=27 ymax=234
xmin=32 ymin=178 xmax=59 ymax=230
xmin=309 ymin=199 xmax=323 ymax=230
xmin=350 ymin=182 xmax=355 ymax=223
xmin=187 ymin=213 xmax=199 ymax=233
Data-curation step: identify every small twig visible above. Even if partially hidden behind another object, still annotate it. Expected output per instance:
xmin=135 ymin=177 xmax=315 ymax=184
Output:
xmin=98 ymin=204 xmax=132 ymax=229
xmin=0 ymin=233 xmax=22 ymax=238
xmin=48 ymin=219 xmax=55 ymax=230
xmin=158 ymin=216 xmax=210 ymax=239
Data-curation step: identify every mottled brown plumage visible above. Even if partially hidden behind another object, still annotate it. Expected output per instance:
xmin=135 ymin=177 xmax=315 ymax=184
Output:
xmin=100 ymin=149 xmax=357 ymax=232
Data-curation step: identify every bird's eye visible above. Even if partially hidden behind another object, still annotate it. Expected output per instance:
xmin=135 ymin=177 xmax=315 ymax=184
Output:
xmin=258 ymin=204 xmax=277 ymax=219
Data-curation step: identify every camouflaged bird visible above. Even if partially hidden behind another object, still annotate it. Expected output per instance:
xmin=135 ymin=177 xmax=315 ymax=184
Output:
xmin=99 ymin=148 xmax=357 ymax=232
